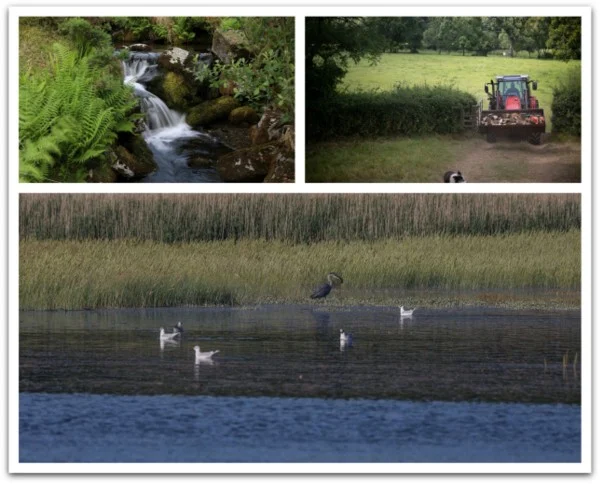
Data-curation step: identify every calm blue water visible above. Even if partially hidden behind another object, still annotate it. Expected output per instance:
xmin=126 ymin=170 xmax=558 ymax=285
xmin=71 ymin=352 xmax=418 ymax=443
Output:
xmin=19 ymin=305 xmax=581 ymax=463
xmin=20 ymin=393 xmax=580 ymax=463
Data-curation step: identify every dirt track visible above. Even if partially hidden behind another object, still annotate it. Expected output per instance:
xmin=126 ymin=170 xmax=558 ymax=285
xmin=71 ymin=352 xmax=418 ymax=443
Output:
xmin=457 ymin=136 xmax=581 ymax=183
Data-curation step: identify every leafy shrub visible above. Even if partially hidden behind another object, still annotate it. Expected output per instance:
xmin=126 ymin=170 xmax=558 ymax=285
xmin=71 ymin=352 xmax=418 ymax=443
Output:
xmin=58 ymin=17 xmax=113 ymax=65
xmin=19 ymin=44 xmax=138 ymax=182
xmin=551 ymin=68 xmax=581 ymax=135
xmin=194 ymin=17 xmax=294 ymax=116
xmin=306 ymin=85 xmax=476 ymax=140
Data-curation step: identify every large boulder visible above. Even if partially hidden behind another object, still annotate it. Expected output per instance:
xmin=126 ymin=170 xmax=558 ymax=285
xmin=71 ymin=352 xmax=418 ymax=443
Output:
xmin=211 ymin=29 xmax=252 ymax=63
xmin=187 ymin=96 xmax=240 ymax=128
xmin=216 ymin=142 xmax=279 ymax=182
xmin=163 ymin=71 xmax=192 ymax=110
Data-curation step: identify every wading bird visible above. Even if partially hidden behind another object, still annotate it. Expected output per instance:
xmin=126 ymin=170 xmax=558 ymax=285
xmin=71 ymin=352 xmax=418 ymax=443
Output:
xmin=194 ymin=345 xmax=220 ymax=362
xmin=399 ymin=306 xmax=416 ymax=317
xmin=159 ymin=327 xmax=180 ymax=341
xmin=311 ymin=272 xmax=344 ymax=299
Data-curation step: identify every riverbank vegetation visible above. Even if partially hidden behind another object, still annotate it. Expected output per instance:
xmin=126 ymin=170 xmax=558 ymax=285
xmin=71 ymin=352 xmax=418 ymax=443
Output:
xmin=20 ymin=194 xmax=580 ymax=310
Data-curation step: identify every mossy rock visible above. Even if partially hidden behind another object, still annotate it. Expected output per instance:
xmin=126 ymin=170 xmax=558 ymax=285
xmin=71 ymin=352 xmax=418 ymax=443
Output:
xmin=187 ymin=96 xmax=240 ymax=128
xmin=163 ymin=72 xmax=192 ymax=110
xmin=87 ymin=162 xmax=118 ymax=183
xmin=110 ymin=135 xmax=157 ymax=180
xmin=229 ymin=106 xmax=260 ymax=125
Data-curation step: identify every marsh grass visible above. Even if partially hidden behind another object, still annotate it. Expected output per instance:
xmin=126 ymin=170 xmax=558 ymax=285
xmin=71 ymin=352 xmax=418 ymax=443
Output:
xmin=20 ymin=194 xmax=580 ymax=242
xmin=20 ymin=231 xmax=580 ymax=310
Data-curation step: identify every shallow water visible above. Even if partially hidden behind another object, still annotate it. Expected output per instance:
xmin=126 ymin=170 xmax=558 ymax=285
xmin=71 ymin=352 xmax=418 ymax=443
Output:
xmin=19 ymin=305 xmax=581 ymax=463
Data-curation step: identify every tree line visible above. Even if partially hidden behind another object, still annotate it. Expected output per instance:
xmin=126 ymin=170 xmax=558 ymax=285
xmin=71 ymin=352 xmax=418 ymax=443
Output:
xmin=306 ymin=17 xmax=581 ymax=98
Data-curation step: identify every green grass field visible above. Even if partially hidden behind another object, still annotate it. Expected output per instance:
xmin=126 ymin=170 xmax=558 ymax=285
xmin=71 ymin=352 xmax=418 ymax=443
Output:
xmin=342 ymin=51 xmax=581 ymax=130
xmin=20 ymin=231 xmax=580 ymax=310
xmin=307 ymin=53 xmax=581 ymax=183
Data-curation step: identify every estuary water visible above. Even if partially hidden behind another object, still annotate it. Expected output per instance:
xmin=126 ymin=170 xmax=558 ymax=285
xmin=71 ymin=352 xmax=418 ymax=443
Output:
xmin=19 ymin=305 xmax=581 ymax=463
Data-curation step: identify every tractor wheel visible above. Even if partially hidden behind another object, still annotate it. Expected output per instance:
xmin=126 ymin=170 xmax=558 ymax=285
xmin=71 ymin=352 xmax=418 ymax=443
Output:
xmin=528 ymin=132 xmax=541 ymax=145
xmin=486 ymin=132 xmax=496 ymax=143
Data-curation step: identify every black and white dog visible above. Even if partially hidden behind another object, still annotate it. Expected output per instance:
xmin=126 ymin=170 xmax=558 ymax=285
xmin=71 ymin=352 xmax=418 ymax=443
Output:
xmin=443 ymin=170 xmax=467 ymax=183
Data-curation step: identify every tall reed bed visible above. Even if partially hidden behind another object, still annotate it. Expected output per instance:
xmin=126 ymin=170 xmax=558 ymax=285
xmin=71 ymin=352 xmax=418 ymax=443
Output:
xmin=20 ymin=232 xmax=580 ymax=310
xmin=20 ymin=194 xmax=580 ymax=243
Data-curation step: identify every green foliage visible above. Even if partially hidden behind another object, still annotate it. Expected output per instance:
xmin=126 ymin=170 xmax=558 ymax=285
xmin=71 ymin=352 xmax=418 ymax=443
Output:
xmin=58 ymin=17 xmax=113 ymax=66
xmin=195 ymin=17 xmax=295 ymax=115
xmin=551 ymin=68 xmax=581 ymax=135
xmin=307 ymin=85 xmax=476 ymax=140
xmin=219 ymin=17 xmax=241 ymax=31
xmin=19 ymin=43 xmax=138 ymax=182
xmin=547 ymin=17 xmax=581 ymax=61
xmin=306 ymin=17 xmax=386 ymax=99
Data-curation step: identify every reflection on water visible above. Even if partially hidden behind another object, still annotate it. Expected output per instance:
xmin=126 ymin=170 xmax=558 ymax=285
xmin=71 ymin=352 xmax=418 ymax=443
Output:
xmin=19 ymin=305 xmax=581 ymax=463
xmin=20 ymin=305 xmax=581 ymax=403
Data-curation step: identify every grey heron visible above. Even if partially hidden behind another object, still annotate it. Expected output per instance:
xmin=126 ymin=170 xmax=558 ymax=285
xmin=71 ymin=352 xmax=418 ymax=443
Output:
xmin=310 ymin=272 xmax=343 ymax=299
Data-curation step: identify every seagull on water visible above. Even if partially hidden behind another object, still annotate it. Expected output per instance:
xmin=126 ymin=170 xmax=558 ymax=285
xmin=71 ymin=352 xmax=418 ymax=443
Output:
xmin=173 ymin=321 xmax=184 ymax=334
xmin=399 ymin=306 xmax=416 ymax=317
xmin=339 ymin=328 xmax=353 ymax=346
xmin=160 ymin=327 xmax=180 ymax=341
xmin=194 ymin=345 xmax=219 ymax=362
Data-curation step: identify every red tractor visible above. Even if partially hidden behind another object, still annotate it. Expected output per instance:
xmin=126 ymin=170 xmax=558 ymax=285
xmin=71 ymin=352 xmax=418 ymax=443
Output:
xmin=478 ymin=75 xmax=545 ymax=145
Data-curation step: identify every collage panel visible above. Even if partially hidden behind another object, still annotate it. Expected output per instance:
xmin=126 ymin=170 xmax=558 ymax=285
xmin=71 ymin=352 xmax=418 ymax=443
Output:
xmin=305 ymin=16 xmax=582 ymax=183
xmin=18 ymin=16 xmax=295 ymax=183
xmin=18 ymin=193 xmax=581 ymax=464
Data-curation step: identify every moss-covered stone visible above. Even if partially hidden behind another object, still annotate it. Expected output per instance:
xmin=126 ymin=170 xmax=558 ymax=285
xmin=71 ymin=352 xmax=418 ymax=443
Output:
xmin=87 ymin=162 xmax=118 ymax=183
xmin=110 ymin=133 xmax=157 ymax=179
xmin=163 ymin=71 xmax=191 ymax=110
xmin=229 ymin=106 xmax=260 ymax=125
xmin=187 ymin=96 xmax=240 ymax=128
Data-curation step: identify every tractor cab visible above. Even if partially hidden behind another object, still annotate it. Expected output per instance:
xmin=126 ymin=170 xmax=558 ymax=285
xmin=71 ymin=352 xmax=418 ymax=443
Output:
xmin=484 ymin=75 xmax=539 ymax=111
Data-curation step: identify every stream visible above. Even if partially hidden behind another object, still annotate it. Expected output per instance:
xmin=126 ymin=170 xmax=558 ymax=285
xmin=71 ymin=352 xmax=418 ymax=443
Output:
xmin=122 ymin=51 xmax=225 ymax=183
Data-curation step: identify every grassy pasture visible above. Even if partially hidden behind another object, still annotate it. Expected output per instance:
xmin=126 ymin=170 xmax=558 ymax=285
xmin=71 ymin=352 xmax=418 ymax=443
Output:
xmin=342 ymin=52 xmax=582 ymax=131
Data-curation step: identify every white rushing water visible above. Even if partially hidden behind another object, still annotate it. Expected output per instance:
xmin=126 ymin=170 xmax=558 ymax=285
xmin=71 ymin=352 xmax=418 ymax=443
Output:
xmin=122 ymin=51 xmax=221 ymax=182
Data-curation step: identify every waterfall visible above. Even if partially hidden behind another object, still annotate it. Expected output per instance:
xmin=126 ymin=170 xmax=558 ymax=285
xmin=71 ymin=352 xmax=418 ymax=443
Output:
xmin=122 ymin=52 xmax=184 ymax=130
xmin=120 ymin=50 xmax=222 ymax=183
